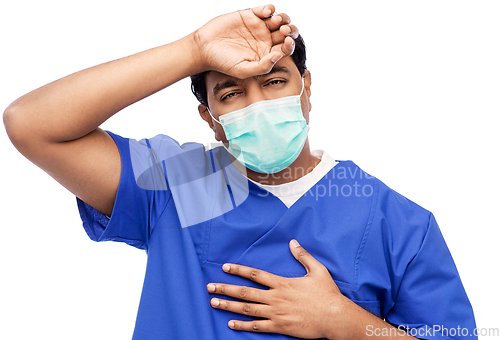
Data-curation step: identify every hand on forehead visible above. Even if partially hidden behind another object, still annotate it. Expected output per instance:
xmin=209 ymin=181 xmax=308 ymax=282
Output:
xmin=206 ymin=57 xmax=301 ymax=101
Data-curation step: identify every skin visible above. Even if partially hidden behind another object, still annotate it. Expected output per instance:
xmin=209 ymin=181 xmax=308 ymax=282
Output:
xmin=3 ymin=4 xmax=295 ymax=217
xmin=207 ymin=240 xmax=417 ymax=340
xmin=4 ymin=4 xmax=416 ymax=339
xmin=198 ymin=57 xmax=321 ymax=185
xmin=197 ymin=11 xmax=416 ymax=340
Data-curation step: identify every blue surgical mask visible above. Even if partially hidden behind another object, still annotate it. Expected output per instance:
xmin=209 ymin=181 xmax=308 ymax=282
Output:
xmin=208 ymin=79 xmax=309 ymax=174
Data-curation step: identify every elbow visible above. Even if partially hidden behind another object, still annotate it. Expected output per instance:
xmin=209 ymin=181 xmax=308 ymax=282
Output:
xmin=3 ymin=101 xmax=34 ymax=153
xmin=4 ymin=103 xmax=20 ymax=144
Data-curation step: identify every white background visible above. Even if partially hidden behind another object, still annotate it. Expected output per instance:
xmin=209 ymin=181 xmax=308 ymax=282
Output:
xmin=1 ymin=0 xmax=498 ymax=339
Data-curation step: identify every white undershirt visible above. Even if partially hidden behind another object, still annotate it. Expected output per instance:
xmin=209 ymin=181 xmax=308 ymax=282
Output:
xmin=248 ymin=150 xmax=338 ymax=208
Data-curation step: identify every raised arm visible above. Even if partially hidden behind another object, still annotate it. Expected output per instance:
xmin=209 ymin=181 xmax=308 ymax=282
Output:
xmin=3 ymin=4 xmax=297 ymax=217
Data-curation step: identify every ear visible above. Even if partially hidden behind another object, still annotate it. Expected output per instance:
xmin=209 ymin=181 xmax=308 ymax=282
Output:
xmin=198 ymin=104 xmax=222 ymax=142
xmin=302 ymin=70 xmax=312 ymax=112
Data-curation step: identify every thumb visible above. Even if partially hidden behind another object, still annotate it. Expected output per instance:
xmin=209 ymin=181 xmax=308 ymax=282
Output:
xmin=238 ymin=52 xmax=283 ymax=78
xmin=289 ymin=239 xmax=321 ymax=275
xmin=248 ymin=37 xmax=293 ymax=77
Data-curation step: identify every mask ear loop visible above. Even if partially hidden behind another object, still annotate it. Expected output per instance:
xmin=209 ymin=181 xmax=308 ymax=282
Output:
xmin=206 ymin=107 xmax=222 ymax=125
xmin=299 ymin=76 xmax=305 ymax=98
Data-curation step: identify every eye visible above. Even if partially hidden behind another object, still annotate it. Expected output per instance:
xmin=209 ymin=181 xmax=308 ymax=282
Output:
xmin=265 ymin=79 xmax=287 ymax=87
xmin=220 ymin=91 xmax=241 ymax=101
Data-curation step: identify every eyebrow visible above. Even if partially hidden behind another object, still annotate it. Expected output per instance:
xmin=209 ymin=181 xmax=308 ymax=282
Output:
xmin=212 ymin=66 xmax=291 ymax=98
xmin=256 ymin=65 xmax=291 ymax=79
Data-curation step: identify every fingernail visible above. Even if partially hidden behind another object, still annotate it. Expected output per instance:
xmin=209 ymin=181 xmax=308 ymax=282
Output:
xmin=228 ymin=321 xmax=235 ymax=328
xmin=211 ymin=298 xmax=220 ymax=307
xmin=291 ymin=239 xmax=300 ymax=248
xmin=222 ymin=264 xmax=231 ymax=272
xmin=207 ymin=284 xmax=216 ymax=292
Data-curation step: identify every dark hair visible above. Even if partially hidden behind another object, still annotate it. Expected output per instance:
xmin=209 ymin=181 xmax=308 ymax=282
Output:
xmin=190 ymin=34 xmax=307 ymax=107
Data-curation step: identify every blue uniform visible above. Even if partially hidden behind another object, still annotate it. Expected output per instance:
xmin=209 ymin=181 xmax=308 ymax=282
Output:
xmin=77 ymin=132 xmax=476 ymax=340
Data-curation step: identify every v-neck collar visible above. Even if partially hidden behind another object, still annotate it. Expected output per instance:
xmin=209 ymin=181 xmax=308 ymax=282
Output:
xmin=246 ymin=150 xmax=338 ymax=208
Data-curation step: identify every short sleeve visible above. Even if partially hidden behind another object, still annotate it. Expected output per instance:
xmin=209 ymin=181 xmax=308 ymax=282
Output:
xmin=76 ymin=131 xmax=173 ymax=250
xmin=386 ymin=214 xmax=477 ymax=340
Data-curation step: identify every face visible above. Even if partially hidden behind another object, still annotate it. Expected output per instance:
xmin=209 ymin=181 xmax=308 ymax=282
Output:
xmin=198 ymin=57 xmax=312 ymax=143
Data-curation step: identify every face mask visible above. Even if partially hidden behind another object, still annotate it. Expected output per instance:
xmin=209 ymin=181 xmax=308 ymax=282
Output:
xmin=208 ymin=79 xmax=309 ymax=174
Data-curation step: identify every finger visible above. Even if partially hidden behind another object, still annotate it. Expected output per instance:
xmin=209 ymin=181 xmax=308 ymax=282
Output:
xmin=280 ymin=24 xmax=299 ymax=40
xmin=228 ymin=319 xmax=274 ymax=333
xmin=270 ymin=24 xmax=299 ymax=45
xmin=250 ymin=4 xmax=275 ymax=20
xmin=270 ymin=37 xmax=295 ymax=60
xmin=289 ymin=239 xmax=323 ymax=274
xmin=232 ymin=54 xmax=282 ymax=79
xmin=210 ymin=298 xmax=271 ymax=318
xmin=206 ymin=283 xmax=267 ymax=304
xmin=281 ymin=37 xmax=296 ymax=57
xmin=222 ymin=263 xmax=281 ymax=288
xmin=265 ymin=12 xmax=291 ymax=32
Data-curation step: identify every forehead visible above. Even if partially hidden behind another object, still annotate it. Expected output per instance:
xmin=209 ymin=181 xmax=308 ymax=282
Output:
xmin=205 ymin=57 xmax=300 ymax=94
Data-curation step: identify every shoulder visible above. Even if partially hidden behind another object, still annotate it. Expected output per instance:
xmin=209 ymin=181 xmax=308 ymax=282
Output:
xmin=111 ymin=132 xmax=210 ymax=169
xmin=126 ymin=133 xmax=205 ymax=158
xmin=339 ymin=160 xmax=430 ymax=213
xmin=341 ymin=162 xmax=436 ymax=273
xmin=337 ymin=160 xmax=433 ymax=236
xmin=107 ymin=132 xmax=217 ymax=190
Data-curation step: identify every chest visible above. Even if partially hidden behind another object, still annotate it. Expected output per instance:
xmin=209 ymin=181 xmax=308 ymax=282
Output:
xmin=188 ymin=178 xmax=375 ymax=288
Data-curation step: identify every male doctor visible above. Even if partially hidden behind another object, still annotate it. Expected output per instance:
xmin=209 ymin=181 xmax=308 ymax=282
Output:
xmin=4 ymin=4 xmax=475 ymax=340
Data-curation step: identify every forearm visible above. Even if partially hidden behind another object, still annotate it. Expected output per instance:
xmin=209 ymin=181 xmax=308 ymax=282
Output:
xmin=329 ymin=298 xmax=416 ymax=340
xmin=4 ymin=32 xmax=203 ymax=146
xmin=3 ymin=5 xmax=292 ymax=217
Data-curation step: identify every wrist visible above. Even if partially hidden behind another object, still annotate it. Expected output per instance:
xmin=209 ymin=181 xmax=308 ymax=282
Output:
xmin=165 ymin=31 xmax=208 ymax=79
xmin=191 ymin=29 xmax=210 ymax=74
xmin=325 ymin=295 xmax=354 ymax=340
xmin=187 ymin=30 xmax=210 ymax=75
xmin=327 ymin=298 xmax=415 ymax=340
xmin=326 ymin=296 xmax=381 ymax=340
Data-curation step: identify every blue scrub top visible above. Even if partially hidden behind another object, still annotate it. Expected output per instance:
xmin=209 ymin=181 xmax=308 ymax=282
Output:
xmin=77 ymin=132 xmax=476 ymax=340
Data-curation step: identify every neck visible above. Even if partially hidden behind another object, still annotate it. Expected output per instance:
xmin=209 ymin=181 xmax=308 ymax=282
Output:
xmin=245 ymin=139 xmax=321 ymax=185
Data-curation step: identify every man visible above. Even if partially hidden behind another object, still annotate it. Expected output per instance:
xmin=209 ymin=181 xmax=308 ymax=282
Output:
xmin=3 ymin=5 xmax=476 ymax=340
